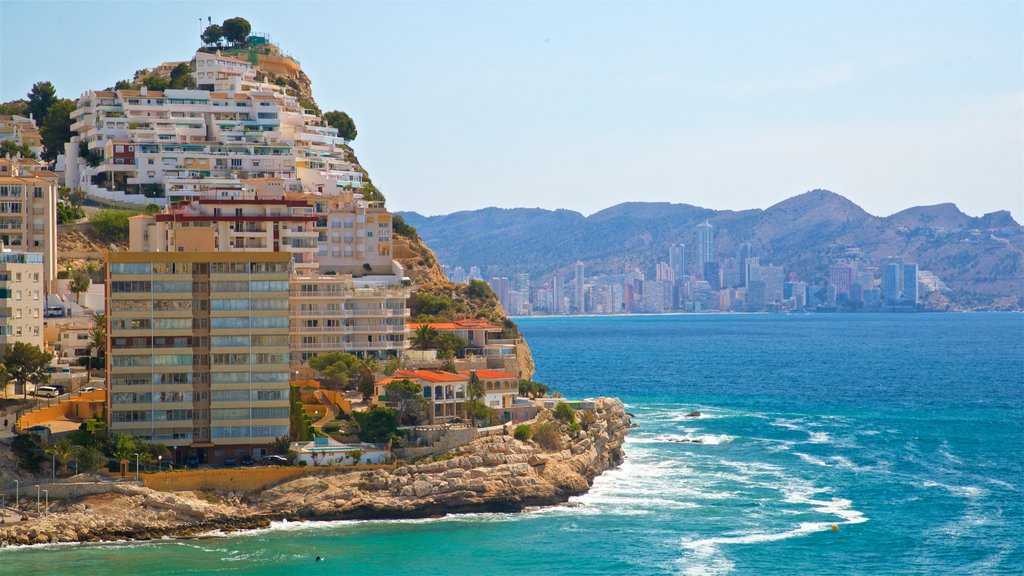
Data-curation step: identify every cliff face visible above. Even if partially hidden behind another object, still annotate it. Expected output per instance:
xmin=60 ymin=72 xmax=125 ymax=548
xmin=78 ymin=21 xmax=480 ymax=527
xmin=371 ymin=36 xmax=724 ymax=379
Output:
xmin=0 ymin=399 xmax=629 ymax=545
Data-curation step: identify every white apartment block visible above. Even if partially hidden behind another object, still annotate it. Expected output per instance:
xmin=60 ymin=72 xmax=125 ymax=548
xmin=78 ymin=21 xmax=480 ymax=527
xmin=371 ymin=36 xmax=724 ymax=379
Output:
xmin=65 ymin=50 xmax=359 ymax=206
xmin=0 ymin=250 xmax=45 ymax=349
xmin=0 ymin=115 xmax=43 ymax=157
xmin=0 ymin=158 xmax=58 ymax=295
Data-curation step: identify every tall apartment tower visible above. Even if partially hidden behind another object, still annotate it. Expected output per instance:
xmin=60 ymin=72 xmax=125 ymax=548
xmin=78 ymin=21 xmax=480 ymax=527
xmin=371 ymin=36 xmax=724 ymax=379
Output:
xmin=695 ymin=220 xmax=715 ymax=279
xmin=736 ymin=242 xmax=753 ymax=287
xmin=669 ymin=244 xmax=686 ymax=282
xmin=574 ymin=261 xmax=585 ymax=314
xmin=551 ymin=274 xmax=562 ymax=314
xmin=107 ymin=252 xmax=292 ymax=464
xmin=0 ymin=250 xmax=44 ymax=349
xmin=902 ymin=263 xmax=919 ymax=303
xmin=882 ymin=262 xmax=903 ymax=304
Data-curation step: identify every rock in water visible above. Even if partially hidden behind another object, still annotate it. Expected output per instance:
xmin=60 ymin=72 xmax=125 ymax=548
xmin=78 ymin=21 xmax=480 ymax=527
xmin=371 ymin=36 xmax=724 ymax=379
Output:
xmin=686 ymin=411 xmax=701 ymax=418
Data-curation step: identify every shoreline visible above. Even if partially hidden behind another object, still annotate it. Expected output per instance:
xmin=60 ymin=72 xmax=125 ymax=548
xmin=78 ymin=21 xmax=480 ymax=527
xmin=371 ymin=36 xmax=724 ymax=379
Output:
xmin=0 ymin=398 xmax=631 ymax=548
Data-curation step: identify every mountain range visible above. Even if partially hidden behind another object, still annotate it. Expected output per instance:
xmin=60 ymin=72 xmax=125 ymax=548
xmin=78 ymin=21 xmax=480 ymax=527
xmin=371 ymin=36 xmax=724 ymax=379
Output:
xmin=400 ymin=190 xmax=1024 ymax=310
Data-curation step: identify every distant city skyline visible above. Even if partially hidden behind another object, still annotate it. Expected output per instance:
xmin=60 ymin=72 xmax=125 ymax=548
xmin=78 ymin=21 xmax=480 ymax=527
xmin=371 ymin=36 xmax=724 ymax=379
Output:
xmin=1 ymin=1 xmax=1021 ymax=220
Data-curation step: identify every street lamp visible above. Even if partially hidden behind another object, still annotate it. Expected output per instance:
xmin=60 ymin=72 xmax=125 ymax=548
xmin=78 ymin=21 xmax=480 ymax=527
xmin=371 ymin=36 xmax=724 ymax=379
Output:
xmin=51 ymin=452 xmax=56 ymax=480
xmin=133 ymin=452 xmax=140 ymax=481
xmin=43 ymin=490 xmax=48 ymax=516
xmin=158 ymin=455 xmax=163 ymax=472
xmin=35 ymin=485 xmax=39 ymax=515
xmin=15 ymin=480 xmax=18 ymax=509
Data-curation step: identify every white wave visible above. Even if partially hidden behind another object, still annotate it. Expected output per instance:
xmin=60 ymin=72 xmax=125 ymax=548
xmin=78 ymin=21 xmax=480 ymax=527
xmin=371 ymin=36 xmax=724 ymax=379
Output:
xmin=769 ymin=418 xmax=806 ymax=432
xmin=807 ymin=431 xmax=831 ymax=444
xmin=793 ymin=452 xmax=830 ymax=467
xmin=630 ymin=433 xmax=736 ymax=446
xmin=938 ymin=441 xmax=964 ymax=466
xmin=916 ymin=480 xmax=990 ymax=499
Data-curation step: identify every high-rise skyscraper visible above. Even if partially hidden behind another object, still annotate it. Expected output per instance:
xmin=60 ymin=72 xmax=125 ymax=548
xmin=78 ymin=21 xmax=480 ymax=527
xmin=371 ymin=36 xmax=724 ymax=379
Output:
xmin=574 ymin=261 xmax=585 ymax=314
xmin=552 ymin=274 xmax=562 ymax=314
xmin=736 ymin=242 xmax=753 ymax=287
xmin=902 ymin=263 xmax=919 ymax=303
xmin=695 ymin=221 xmax=715 ymax=278
xmin=829 ymin=264 xmax=854 ymax=295
xmin=669 ymin=244 xmax=686 ymax=282
xmin=882 ymin=262 xmax=902 ymax=304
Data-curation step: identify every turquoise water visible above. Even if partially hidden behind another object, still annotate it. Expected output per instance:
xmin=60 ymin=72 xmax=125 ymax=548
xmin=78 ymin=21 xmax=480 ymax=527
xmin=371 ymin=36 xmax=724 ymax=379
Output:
xmin=3 ymin=313 xmax=1022 ymax=575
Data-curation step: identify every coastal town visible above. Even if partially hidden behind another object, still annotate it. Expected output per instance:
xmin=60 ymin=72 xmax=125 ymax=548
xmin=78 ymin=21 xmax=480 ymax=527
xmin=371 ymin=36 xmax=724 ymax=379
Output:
xmin=0 ymin=21 xmax=628 ymax=544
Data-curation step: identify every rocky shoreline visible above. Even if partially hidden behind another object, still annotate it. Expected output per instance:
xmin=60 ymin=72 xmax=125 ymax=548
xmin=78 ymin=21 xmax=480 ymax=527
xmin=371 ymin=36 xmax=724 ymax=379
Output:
xmin=0 ymin=398 xmax=630 ymax=547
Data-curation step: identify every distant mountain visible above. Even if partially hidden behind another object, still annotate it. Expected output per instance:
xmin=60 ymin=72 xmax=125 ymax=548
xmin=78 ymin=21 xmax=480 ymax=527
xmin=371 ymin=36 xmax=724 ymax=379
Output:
xmin=400 ymin=190 xmax=1024 ymax=309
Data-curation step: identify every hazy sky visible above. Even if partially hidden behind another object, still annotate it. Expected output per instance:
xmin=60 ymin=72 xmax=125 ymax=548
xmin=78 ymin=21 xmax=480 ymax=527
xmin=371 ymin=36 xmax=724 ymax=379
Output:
xmin=2 ymin=1 xmax=1021 ymax=220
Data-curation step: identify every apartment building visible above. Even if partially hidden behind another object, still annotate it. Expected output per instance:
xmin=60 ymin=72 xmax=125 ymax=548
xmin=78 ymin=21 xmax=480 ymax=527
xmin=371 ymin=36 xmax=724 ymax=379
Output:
xmin=290 ymin=273 xmax=409 ymax=364
xmin=0 ymin=250 xmax=44 ymax=348
xmin=65 ymin=54 xmax=351 ymax=206
xmin=106 ymin=252 xmax=291 ymax=464
xmin=0 ymin=158 xmax=58 ymax=294
xmin=0 ymin=115 xmax=43 ymax=157
xmin=129 ymin=196 xmax=321 ymax=273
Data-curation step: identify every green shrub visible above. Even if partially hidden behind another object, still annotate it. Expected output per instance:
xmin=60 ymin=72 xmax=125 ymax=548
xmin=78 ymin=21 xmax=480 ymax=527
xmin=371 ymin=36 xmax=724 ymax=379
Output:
xmin=554 ymin=402 xmax=576 ymax=425
xmin=90 ymin=209 xmax=135 ymax=243
xmin=533 ymin=422 xmax=562 ymax=452
xmin=323 ymin=422 xmax=341 ymax=434
xmin=514 ymin=424 xmax=532 ymax=442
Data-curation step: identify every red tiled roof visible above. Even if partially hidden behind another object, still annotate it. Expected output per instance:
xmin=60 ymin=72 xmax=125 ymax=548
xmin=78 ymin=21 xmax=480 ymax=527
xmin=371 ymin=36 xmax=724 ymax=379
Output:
xmin=394 ymin=369 xmax=468 ymax=383
xmin=458 ymin=370 xmax=518 ymax=380
xmin=407 ymin=319 xmax=501 ymax=331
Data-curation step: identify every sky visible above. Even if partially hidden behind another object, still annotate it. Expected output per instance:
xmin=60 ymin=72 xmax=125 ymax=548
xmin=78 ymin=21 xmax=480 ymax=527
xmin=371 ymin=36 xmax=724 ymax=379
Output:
xmin=2 ymin=1 xmax=1021 ymax=220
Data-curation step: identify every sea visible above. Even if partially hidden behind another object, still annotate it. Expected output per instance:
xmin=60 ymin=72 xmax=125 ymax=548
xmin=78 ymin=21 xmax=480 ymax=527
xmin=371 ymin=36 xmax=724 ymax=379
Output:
xmin=2 ymin=313 xmax=1022 ymax=575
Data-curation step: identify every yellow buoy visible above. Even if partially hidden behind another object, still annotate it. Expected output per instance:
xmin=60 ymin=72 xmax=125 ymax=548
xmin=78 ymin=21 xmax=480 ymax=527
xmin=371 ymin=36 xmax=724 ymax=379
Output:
xmin=831 ymin=524 xmax=839 ymax=531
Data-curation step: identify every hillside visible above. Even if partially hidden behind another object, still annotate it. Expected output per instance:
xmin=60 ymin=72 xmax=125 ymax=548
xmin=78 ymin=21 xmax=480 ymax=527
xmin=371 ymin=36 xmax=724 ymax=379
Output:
xmin=400 ymin=191 xmax=1024 ymax=310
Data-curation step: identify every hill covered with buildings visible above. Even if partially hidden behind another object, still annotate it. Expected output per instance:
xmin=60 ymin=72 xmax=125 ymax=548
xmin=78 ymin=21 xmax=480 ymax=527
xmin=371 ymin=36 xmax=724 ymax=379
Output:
xmin=400 ymin=191 xmax=1024 ymax=313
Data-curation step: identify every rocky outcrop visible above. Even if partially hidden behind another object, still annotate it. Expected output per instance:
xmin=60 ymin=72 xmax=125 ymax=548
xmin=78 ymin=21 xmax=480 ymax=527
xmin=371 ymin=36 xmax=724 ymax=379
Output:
xmin=0 ymin=399 xmax=629 ymax=546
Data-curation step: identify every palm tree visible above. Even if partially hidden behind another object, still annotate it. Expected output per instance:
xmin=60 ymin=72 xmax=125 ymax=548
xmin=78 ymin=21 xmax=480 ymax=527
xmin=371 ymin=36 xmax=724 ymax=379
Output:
xmin=467 ymin=371 xmax=483 ymax=401
xmin=44 ymin=438 xmax=76 ymax=477
xmin=88 ymin=313 xmax=106 ymax=379
xmin=112 ymin=433 xmax=139 ymax=478
xmin=411 ymin=325 xmax=438 ymax=350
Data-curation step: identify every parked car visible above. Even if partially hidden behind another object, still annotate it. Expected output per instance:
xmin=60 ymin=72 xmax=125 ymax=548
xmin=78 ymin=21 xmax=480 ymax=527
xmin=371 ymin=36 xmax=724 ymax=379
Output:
xmin=240 ymin=455 xmax=254 ymax=466
xmin=80 ymin=387 xmax=100 ymax=393
xmin=260 ymin=455 xmax=288 ymax=466
xmin=33 ymin=386 xmax=60 ymax=398
xmin=185 ymin=455 xmax=199 ymax=468
xmin=223 ymin=456 xmax=237 ymax=467
xmin=51 ymin=385 xmax=66 ymax=395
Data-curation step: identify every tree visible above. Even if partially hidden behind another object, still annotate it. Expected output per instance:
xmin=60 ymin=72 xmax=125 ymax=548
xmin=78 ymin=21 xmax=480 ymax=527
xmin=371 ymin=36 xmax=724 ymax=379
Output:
xmin=514 ymin=424 xmax=532 ymax=441
xmin=0 ymin=100 xmax=28 ymax=116
xmin=0 ymin=363 xmax=9 ymax=398
xmin=3 ymin=342 xmax=53 ymax=398
xmin=435 ymin=333 xmax=468 ymax=359
xmin=461 ymin=399 xmax=495 ymax=428
xmin=70 ymin=269 xmax=91 ymax=304
xmin=385 ymin=379 xmax=427 ymax=425
xmin=39 ymin=98 xmax=75 ymax=161
xmin=323 ymin=110 xmax=357 ymax=142
xmin=309 ymin=351 xmax=360 ymax=389
xmin=221 ymin=17 xmax=252 ymax=45
xmin=201 ymin=23 xmax=224 ymax=46
xmin=0 ymin=140 xmax=36 ymax=159
xmin=168 ymin=64 xmax=196 ymax=90
xmin=74 ymin=446 xmax=106 ymax=473
xmin=69 ymin=188 xmax=88 ymax=207
xmin=466 ymin=279 xmax=495 ymax=300
xmin=114 ymin=79 xmax=133 ymax=90
xmin=352 ymin=407 xmax=400 ymax=443
xmin=26 ymin=81 xmax=57 ymax=125
xmin=392 ymin=214 xmax=419 ymax=240
xmin=111 ymin=433 xmax=141 ymax=477
xmin=88 ymin=313 xmax=106 ymax=378
xmin=467 ymin=371 xmax=483 ymax=401
xmin=142 ymin=76 xmax=168 ymax=91
xmin=90 ymin=209 xmax=133 ymax=243
xmin=519 ymin=379 xmax=549 ymax=398
xmin=411 ymin=325 xmax=438 ymax=350
xmin=44 ymin=438 xmax=76 ymax=477
xmin=271 ymin=435 xmax=290 ymax=455
xmin=355 ymin=365 xmax=376 ymax=403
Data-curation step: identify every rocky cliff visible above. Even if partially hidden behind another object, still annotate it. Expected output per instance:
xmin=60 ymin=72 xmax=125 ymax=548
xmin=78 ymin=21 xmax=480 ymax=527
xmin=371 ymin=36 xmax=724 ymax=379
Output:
xmin=0 ymin=399 xmax=629 ymax=546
